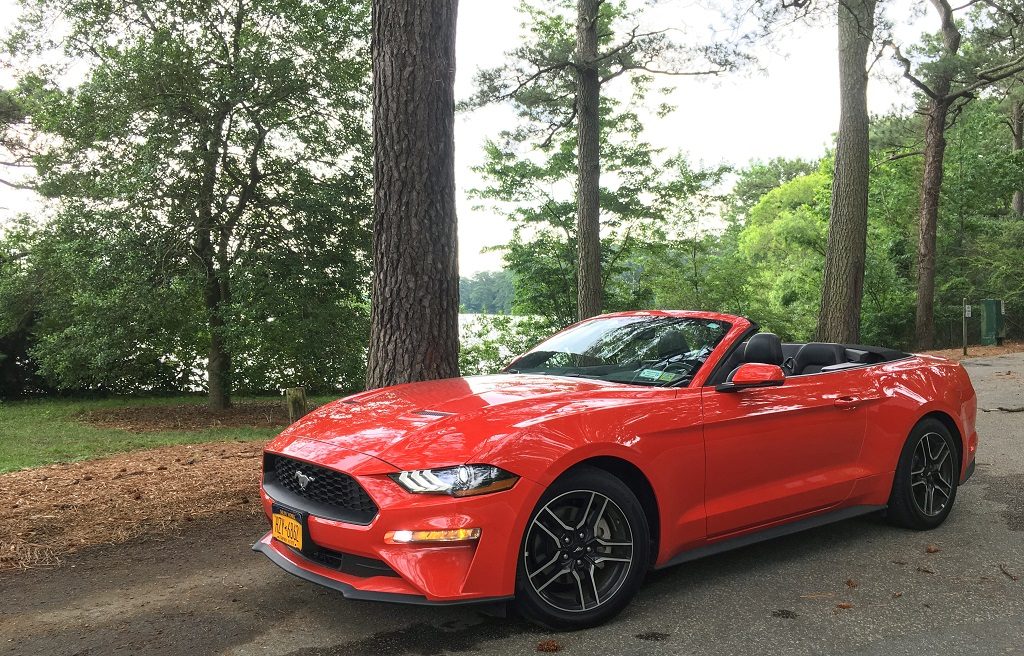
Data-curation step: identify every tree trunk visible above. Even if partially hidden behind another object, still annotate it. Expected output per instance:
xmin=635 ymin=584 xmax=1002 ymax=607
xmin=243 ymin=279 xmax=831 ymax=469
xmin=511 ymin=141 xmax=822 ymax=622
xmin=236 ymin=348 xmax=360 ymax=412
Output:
xmin=285 ymin=387 xmax=308 ymax=422
xmin=196 ymin=115 xmax=232 ymax=410
xmin=914 ymin=94 xmax=952 ymax=350
xmin=1012 ymin=99 xmax=1024 ymax=215
xmin=574 ymin=0 xmax=602 ymax=321
xmin=815 ymin=0 xmax=876 ymax=344
xmin=204 ymin=269 xmax=232 ymax=410
xmin=366 ymin=0 xmax=461 ymax=389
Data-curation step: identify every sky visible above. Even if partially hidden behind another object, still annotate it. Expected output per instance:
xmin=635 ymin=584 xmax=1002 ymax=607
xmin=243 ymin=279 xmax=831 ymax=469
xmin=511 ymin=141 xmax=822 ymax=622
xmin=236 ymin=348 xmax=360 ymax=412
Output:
xmin=0 ymin=0 xmax=927 ymax=274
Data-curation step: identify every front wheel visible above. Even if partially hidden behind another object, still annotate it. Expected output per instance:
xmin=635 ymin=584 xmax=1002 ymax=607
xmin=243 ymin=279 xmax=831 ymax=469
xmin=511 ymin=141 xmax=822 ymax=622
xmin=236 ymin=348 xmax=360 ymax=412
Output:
xmin=514 ymin=466 xmax=651 ymax=630
xmin=887 ymin=418 xmax=960 ymax=530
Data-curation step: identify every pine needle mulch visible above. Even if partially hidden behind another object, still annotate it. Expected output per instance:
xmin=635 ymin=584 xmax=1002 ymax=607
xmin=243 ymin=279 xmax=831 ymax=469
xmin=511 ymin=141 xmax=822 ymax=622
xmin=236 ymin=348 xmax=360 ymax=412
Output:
xmin=0 ymin=441 xmax=266 ymax=571
xmin=75 ymin=400 xmax=301 ymax=432
xmin=922 ymin=341 xmax=1024 ymax=362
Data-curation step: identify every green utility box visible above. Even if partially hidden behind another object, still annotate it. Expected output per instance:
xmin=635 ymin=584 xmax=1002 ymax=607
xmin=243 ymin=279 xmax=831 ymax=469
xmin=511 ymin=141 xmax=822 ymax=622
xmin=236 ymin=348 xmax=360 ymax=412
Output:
xmin=980 ymin=299 xmax=1006 ymax=346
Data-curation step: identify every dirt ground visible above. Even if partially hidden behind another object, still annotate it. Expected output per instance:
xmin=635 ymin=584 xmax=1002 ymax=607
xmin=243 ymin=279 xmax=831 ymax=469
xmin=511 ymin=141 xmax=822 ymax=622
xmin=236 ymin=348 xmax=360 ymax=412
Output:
xmin=921 ymin=340 xmax=1024 ymax=362
xmin=0 ymin=441 xmax=263 ymax=570
xmin=76 ymin=401 xmax=314 ymax=432
xmin=1 ymin=398 xmax=330 ymax=570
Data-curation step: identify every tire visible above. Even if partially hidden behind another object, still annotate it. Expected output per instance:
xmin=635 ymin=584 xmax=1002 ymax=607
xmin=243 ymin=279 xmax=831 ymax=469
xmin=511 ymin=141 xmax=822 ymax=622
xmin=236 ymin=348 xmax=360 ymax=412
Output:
xmin=514 ymin=466 xmax=651 ymax=630
xmin=887 ymin=418 xmax=960 ymax=530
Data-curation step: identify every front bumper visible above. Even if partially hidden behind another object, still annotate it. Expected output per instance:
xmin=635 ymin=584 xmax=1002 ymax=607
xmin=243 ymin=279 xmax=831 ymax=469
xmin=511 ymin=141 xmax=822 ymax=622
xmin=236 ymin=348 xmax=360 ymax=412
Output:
xmin=253 ymin=438 xmax=544 ymax=604
xmin=252 ymin=533 xmax=513 ymax=605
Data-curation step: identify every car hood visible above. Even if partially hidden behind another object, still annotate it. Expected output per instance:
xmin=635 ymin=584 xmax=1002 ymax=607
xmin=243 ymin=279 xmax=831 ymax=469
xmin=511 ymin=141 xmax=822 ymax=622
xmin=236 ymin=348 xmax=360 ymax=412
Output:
xmin=276 ymin=374 xmax=626 ymax=470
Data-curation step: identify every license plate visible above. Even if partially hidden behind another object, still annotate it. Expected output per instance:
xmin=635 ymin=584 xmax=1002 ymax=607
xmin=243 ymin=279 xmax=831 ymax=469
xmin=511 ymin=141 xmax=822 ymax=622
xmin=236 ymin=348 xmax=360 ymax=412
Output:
xmin=272 ymin=509 xmax=303 ymax=550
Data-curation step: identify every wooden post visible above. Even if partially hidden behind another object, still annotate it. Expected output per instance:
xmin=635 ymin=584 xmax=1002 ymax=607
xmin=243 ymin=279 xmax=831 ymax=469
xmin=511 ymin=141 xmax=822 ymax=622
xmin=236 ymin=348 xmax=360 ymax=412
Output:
xmin=962 ymin=298 xmax=968 ymax=357
xmin=285 ymin=387 xmax=307 ymax=423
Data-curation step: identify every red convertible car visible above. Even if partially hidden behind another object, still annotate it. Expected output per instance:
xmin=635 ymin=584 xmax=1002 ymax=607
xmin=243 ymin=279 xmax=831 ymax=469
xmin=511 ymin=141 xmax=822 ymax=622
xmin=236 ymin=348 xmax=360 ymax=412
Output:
xmin=253 ymin=311 xmax=978 ymax=629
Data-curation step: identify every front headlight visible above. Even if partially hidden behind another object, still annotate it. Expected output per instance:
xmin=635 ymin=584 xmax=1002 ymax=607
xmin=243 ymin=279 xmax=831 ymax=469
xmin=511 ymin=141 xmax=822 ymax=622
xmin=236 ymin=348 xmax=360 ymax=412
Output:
xmin=390 ymin=464 xmax=519 ymax=497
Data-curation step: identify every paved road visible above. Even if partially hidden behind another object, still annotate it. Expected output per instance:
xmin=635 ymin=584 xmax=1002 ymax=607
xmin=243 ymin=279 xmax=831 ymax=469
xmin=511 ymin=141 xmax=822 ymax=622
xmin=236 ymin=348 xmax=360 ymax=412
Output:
xmin=3 ymin=354 xmax=1023 ymax=656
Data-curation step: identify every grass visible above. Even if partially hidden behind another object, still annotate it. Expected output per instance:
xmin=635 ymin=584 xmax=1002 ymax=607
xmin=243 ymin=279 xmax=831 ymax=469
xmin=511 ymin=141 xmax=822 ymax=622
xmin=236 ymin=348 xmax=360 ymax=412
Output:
xmin=0 ymin=395 xmax=334 ymax=473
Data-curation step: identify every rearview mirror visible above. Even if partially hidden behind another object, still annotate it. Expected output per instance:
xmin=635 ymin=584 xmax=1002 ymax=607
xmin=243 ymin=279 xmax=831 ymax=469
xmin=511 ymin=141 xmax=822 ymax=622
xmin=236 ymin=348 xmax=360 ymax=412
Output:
xmin=715 ymin=363 xmax=786 ymax=393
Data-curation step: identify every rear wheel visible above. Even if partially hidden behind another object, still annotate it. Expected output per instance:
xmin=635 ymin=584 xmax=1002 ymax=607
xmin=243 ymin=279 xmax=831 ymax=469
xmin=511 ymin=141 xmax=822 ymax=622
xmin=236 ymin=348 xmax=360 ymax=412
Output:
xmin=887 ymin=418 xmax=959 ymax=530
xmin=515 ymin=466 xmax=651 ymax=630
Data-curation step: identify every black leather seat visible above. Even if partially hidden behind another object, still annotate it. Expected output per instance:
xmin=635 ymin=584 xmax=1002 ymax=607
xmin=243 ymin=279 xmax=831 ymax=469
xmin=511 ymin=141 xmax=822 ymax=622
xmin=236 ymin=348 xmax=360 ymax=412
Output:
xmin=657 ymin=330 xmax=689 ymax=359
xmin=792 ymin=342 xmax=847 ymax=375
xmin=726 ymin=333 xmax=783 ymax=381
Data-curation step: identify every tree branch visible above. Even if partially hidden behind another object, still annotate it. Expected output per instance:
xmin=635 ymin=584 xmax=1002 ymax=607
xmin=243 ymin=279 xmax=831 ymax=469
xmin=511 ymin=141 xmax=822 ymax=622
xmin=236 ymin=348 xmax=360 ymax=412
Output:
xmin=949 ymin=54 xmax=1024 ymax=100
xmin=928 ymin=0 xmax=962 ymax=52
xmin=540 ymin=105 xmax=577 ymax=148
xmin=0 ymin=177 xmax=36 ymax=191
xmin=496 ymin=61 xmax=575 ymax=102
xmin=871 ymin=150 xmax=924 ymax=170
xmin=884 ymin=40 xmax=939 ymax=99
xmin=621 ymin=64 xmax=727 ymax=77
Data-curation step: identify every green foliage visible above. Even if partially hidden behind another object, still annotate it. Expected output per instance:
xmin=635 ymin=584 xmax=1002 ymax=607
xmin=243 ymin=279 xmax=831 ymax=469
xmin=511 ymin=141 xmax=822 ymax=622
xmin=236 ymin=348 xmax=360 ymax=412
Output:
xmin=459 ymin=314 xmax=557 ymax=376
xmin=933 ymin=100 xmax=1024 ymax=341
xmin=24 ymin=211 xmax=205 ymax=393
xmin=0 ymin=219 xmax=49 ymax=397
xmin=460 ymin=271 xmax=515 ymax=314
xmin=468 ymin=0 xmax=737 ymax=330
xmin=645 ymin=171 xmax=829 ymax=340
xmin=473 ymin=104 xmax=726 ymax=327
xmin=465 ymin=0 xmax=742 ymax=130
xmin=738 ymin=172 xmax=829 ymax=338
xmin=726 ymin=157 xmax=819 ymax=221
xmin=636 ymin=98 xmax=1024 ymax=348
xmin=903 ymin=6 xmax=1024 ymax=100
xmin=2 ymin=0 xmax=372 ymax=397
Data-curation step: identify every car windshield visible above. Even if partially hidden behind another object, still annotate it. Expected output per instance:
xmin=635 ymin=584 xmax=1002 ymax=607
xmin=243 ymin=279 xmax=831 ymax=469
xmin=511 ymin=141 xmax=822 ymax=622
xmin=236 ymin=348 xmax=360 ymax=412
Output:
xmin=505 ymin=316 xmax=731 ymax=387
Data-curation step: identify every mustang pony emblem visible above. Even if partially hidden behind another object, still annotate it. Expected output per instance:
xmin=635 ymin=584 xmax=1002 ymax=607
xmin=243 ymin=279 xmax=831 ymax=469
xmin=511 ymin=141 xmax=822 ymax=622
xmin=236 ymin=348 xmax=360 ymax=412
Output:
xmin=295 ymin=471 xmax=315 ymax=491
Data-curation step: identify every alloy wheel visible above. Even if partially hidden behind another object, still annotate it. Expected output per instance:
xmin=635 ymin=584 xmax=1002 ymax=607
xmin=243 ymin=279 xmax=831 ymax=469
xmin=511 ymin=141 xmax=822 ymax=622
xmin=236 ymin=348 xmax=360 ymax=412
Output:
xmin=910 ymin=431 xmax=955 ymax=517
xmin=522 ymin=489 xmax=634 ymax=613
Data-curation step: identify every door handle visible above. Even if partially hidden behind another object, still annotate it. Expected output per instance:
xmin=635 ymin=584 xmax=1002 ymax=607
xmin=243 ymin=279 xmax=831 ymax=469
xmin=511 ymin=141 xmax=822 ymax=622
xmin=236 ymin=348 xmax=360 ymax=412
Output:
xmin=834 ymin=396 xmax=860 ymax=409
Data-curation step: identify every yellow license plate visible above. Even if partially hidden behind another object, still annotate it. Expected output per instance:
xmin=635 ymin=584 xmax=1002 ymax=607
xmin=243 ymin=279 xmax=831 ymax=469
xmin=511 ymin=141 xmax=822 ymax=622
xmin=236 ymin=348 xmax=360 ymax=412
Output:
xmin=272 ymin=511 xmax=303 ymax=550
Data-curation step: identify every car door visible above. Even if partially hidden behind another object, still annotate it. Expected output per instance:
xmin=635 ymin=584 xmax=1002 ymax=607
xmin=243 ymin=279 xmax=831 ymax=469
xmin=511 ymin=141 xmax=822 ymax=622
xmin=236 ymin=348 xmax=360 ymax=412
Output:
xmin=700 ymin=367 xmax=881 ymax=537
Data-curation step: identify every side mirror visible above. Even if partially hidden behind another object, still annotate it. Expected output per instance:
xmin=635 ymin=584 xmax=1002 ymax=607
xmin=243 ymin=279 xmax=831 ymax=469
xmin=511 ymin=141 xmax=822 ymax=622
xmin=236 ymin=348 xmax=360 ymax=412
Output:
xmin=715 ymin=363 xmax=786 ymax=393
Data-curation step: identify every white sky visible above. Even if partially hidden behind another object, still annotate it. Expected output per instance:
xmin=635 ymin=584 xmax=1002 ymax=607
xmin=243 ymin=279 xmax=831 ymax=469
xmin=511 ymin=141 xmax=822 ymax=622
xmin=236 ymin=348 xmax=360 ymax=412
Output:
xmin=1 ymin=0 xmax=927 ymax=274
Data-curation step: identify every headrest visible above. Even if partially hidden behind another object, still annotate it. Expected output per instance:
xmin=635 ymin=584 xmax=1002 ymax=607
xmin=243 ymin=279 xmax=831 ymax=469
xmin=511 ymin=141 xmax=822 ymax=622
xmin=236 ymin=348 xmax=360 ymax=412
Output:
xmin=744 ymin=333 xmax=783 ymax=365
xmin=657 ymin=330 xmax=689 ymax=357
xmin=794 ymin=342 xmax=846 ymax=368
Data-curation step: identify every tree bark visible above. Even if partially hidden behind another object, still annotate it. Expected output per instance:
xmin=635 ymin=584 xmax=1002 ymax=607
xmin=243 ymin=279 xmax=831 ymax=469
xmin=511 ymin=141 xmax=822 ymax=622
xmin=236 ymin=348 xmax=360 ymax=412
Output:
xmin=574 ymin=0 xmax=602 ymax=321
xmin=914 ymin=94 xmax=951 ymax=350
xmin=204 ymin=269 xmax=232 ymax=410
xmin=1012 ymin=99 xmax=1024 ymax=215
xmin=815 ymin=0 xmax=876 ymax=344
xmin=196 ymin=114 xmax=232 ymax=410
xmin=366 ymin=0 xmax=461 ymax=389
xmin=913 ymin=0 xmax=959 ymax=350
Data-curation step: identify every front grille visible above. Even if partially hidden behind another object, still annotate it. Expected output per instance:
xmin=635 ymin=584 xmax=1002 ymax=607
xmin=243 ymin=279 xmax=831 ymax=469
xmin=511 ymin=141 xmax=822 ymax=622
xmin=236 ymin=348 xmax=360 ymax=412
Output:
xmin=303 ymin=547 xmax=400 ymax=578
xmin=263 ymin=454 xmax=378 ymax=524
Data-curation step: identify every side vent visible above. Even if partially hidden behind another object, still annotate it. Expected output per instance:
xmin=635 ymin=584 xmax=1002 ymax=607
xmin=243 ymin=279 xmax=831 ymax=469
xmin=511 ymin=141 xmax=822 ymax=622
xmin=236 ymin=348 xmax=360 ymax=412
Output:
xmin=414 ymin=409 xmax=455 ymax=418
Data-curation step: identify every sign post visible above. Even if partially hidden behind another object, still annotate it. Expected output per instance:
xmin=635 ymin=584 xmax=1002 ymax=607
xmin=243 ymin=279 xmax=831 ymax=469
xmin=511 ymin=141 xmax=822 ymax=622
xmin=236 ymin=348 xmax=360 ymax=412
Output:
xmin=285 ymin=387 xmax=307 ymax=423
xmin=963 ymin=298 xmax=969 ymax=357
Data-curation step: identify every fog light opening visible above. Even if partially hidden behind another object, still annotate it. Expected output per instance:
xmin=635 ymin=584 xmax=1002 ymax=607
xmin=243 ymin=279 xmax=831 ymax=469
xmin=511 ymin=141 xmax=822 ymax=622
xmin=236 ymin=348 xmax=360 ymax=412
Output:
xmin=384 ymin=528 xmax=482 ymax=544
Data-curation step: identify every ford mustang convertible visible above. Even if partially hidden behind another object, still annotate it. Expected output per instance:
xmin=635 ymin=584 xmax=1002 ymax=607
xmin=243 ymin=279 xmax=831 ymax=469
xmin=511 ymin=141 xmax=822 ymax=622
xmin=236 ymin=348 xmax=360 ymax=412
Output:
xmin=253 ymin=311 xmax=978 ymax=629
